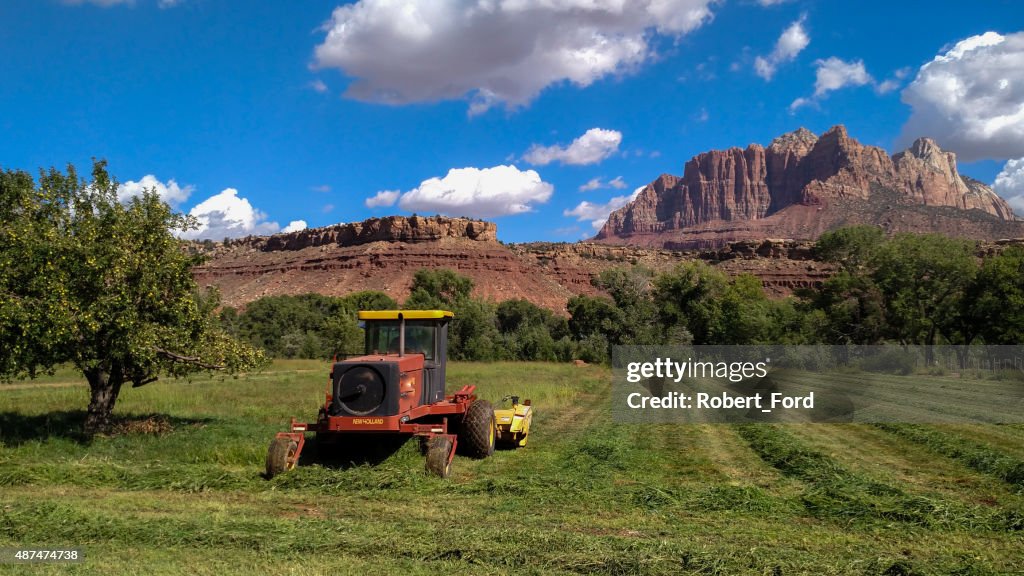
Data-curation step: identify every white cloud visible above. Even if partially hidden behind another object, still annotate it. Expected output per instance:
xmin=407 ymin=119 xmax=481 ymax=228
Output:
xmin=157 ymin=0 xmax=182 ymax=7
xmin=564 ymin=186 xmax=643 ymax=229
xmin=875 ymin=66 xmax=910 ymax=94
xmin=398 ymin=165 xmax=553 ymax=218
xmin=309 ymin=79 xmax=328 ymax=93
xmin=180 ymin=188 xmax=282 ymax=240
xmin=282 ymin=220 xmax=308 ymax=233
xmin=994 ymin=157 xmax=1024 ymax=216
xmin=117 ymin=174 xmax=193 ymax=206
xmin=812 ymin=57 xmax=872 ymax=96
xmin=310 ymin=184 xmax=331 ymax=193
xmin=365 ymin=189 xmax=400 ymax=208
xmin=899 ymin=31 xmax=1024 ymax=161
xmin=789 ymin=57 xmax=872 ymax=111
xmin=579 ymin=177 xmax=604 ymax=192
xmin=579 ymin=175 xmax=627 ymax=192
xmin=312 ymin=0 xmax=716 ymax=114
xmin=754 ymin=16 xmax=809 ymax=80
xmin=523 ymin=128 xmax=622 ymax=166
xmin=757 ymin=0 xmax=789 ymax=5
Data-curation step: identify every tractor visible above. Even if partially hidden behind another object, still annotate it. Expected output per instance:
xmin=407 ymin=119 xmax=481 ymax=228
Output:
xmin=266 ymin=310 xmax=527 ymax=479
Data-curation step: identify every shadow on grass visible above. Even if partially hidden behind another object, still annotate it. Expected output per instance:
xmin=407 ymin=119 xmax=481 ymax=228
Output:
xmin=299 ymin=433 xmax=414 ymax=470
xmin=0 ymin=410 xmax=215 ymax=447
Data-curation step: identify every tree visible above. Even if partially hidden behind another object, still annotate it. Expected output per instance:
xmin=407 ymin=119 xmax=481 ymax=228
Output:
xmin=0 ymin=162 xmax=266 ymax=435
xmin=405 ymin=268 xmax=473 ymax=309
xmin=567 ymin=295 xmax=626 ymax=345
xmin=652 ymin=262 xmax=728 ymax=344
xmin=814 ymin=225 xmax=886 ymax=274
xmin=970 ymin=246 xmax=1024 ymax=345
xmin=802 ymin=271 xmax=887 ymax=344
xmin=871 ymin=233 xmax=977 ymax=349
xmin=340 ymin=290 xmax=397 ymax=312
xmin=593 ymin=267 xmax=661 ymax=345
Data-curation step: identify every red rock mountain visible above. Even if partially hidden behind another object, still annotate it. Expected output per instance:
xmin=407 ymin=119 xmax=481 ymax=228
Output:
xmin=596 ymin=126 xmax=1022 ymax=249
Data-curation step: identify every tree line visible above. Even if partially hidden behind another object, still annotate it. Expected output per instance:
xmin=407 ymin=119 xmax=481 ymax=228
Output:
xmin=224 ymin=226 xmax=1024 ymax=363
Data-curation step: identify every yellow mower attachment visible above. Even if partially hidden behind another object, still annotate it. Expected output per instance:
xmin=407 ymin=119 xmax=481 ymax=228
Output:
xmin=494 ymin=395 xmax=533 ymax=448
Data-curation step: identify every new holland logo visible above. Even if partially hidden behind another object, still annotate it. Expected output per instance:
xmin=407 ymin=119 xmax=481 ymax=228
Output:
xmin=352 ymin=418 xmax=385 ymax=425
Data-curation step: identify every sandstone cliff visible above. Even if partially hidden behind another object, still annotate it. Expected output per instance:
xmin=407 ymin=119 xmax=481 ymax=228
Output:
xmin=192 ymin=217 xmax=832 ymax=311
xmin=223 ymin=215 xmax=497 ymax=252
xmin=597 ymin=126 xmax=1022 ymax=248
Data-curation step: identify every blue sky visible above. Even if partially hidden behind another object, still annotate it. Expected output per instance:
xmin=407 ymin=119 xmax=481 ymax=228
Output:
xmin=2 ymin=0 xmax=1023 ymax=242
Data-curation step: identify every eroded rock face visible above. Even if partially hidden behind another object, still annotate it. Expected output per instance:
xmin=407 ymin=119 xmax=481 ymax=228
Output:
xmin=224 ymin=216 xmax=498 ymax=252
xmin=598 ymin=126 xmax=1021 ymax=248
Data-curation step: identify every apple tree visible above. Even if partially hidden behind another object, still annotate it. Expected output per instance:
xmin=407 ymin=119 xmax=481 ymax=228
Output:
xmin=0 ymin=161 xmax=266 ymax=435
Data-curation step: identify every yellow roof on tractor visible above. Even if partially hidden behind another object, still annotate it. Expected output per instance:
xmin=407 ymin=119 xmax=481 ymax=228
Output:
xmin=357 ymin=310 xmax=454 ymax=321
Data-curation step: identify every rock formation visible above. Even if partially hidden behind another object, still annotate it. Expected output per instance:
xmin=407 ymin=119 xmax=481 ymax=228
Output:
xmin=597 ymin=126 xmax=1022 ymax=248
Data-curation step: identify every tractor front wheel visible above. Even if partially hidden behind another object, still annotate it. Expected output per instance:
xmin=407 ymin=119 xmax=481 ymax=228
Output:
xmin=425 ymin=436 xmax=454 ymax=478
xmin=460 ymin=400 xmax=496 ymax=458
xmin=266 ymin=437 xmax=298 ymax=479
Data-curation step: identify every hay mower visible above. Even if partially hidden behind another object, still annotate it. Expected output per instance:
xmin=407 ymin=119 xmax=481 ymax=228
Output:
xmin=266 ymin=310 xmax=531 ymax=479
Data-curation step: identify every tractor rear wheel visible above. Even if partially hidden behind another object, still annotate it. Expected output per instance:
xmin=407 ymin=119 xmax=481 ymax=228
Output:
xmin=425 ymin=436 xmax=453 ymax=478
xmin=266 ymin=437 xmax=298 ymax=479
xmin=460 ymin=400 xmax=496 ymax=459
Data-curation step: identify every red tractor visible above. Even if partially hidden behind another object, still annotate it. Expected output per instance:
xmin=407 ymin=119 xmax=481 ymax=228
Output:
xmin=265 ymin=310 xmax=496 ymax=479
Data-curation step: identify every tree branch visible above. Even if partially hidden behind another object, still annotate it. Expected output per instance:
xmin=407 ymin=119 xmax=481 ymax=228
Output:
xmin=131 ymin=376 xmax=159 ymax=389
xmin=154 ymin=347 xmax=223 ymax=370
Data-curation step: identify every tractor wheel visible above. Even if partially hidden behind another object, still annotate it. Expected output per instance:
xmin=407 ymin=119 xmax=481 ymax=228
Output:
xmin=459 ymin=400 xmax=496 ymax=459
xmin=266 ymin=437 xmax=298 ymax=479
xmin=425 ymin=436 xmax=453 ymax=478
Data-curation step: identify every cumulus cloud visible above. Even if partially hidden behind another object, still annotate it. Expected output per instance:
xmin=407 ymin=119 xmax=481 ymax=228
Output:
xmin=523 ymin=128 xmax=622 ymax=166
xmin=180 ymin=188 xmax=282 ymax=240
xmin=282 ymin=220 xmax=308 ymax=233
xmin=312 ymin=0 xmax=716 ymax=114
xmin=117 ymin=174 xmax=193 ymax=206
xmin=564 ymin=186 xmax=643 ymax=229
xmin=994 ymin=158 xmax=1024 ymax=216
xmin=754 ymin=16 xmax=809 ymax=81
xmin=397 ymin=165 xmax=553 ymax=218
xmin=579 ymin=176 xmax=626 ymax=192
xmin=899 ymin=31 xmax=1024 ymax=161
xmin=790 ymin=57 xmax=872 ymax=111
xmin=365 ymin=190 xmax=400 ymax=208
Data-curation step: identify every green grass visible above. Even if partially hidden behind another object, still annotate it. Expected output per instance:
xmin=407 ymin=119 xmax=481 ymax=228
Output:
xmin=1 ymin=361 xmax=1023 ymax=574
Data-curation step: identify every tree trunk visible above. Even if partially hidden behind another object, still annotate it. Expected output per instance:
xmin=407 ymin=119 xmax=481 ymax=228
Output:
xmin=84 ymin=367 xmax=124 ymax=436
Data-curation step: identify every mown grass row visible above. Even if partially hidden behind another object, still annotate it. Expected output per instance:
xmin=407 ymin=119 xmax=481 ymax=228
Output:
xmin=736 ymin=425 xmax=1023 ymax=531
xmin=875 ymin=424 xmax=1024 ymax=489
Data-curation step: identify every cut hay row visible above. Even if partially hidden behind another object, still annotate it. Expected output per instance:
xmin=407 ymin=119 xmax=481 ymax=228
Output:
xmin=735 ymin=424 xmax=1023 ymax=531
xmin=875 ymin=423 xmax=1024 ymax=489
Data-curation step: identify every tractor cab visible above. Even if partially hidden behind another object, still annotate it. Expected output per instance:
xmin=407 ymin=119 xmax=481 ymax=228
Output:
xmin=360 ymin=310 xmax=451 ymax=361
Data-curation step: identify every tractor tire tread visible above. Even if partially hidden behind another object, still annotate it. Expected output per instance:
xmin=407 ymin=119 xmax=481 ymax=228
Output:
xmin=460 ymin=399 xmax=496 ymax=459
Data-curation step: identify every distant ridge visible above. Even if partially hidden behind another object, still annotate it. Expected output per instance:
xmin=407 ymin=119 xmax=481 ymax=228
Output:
xmin=595 ymin=125 xmax=1023 ymax=249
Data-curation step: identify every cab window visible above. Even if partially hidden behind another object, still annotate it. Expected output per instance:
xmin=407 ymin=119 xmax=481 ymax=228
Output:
xmin=364 ymin=320 xmax=436 ymax=361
